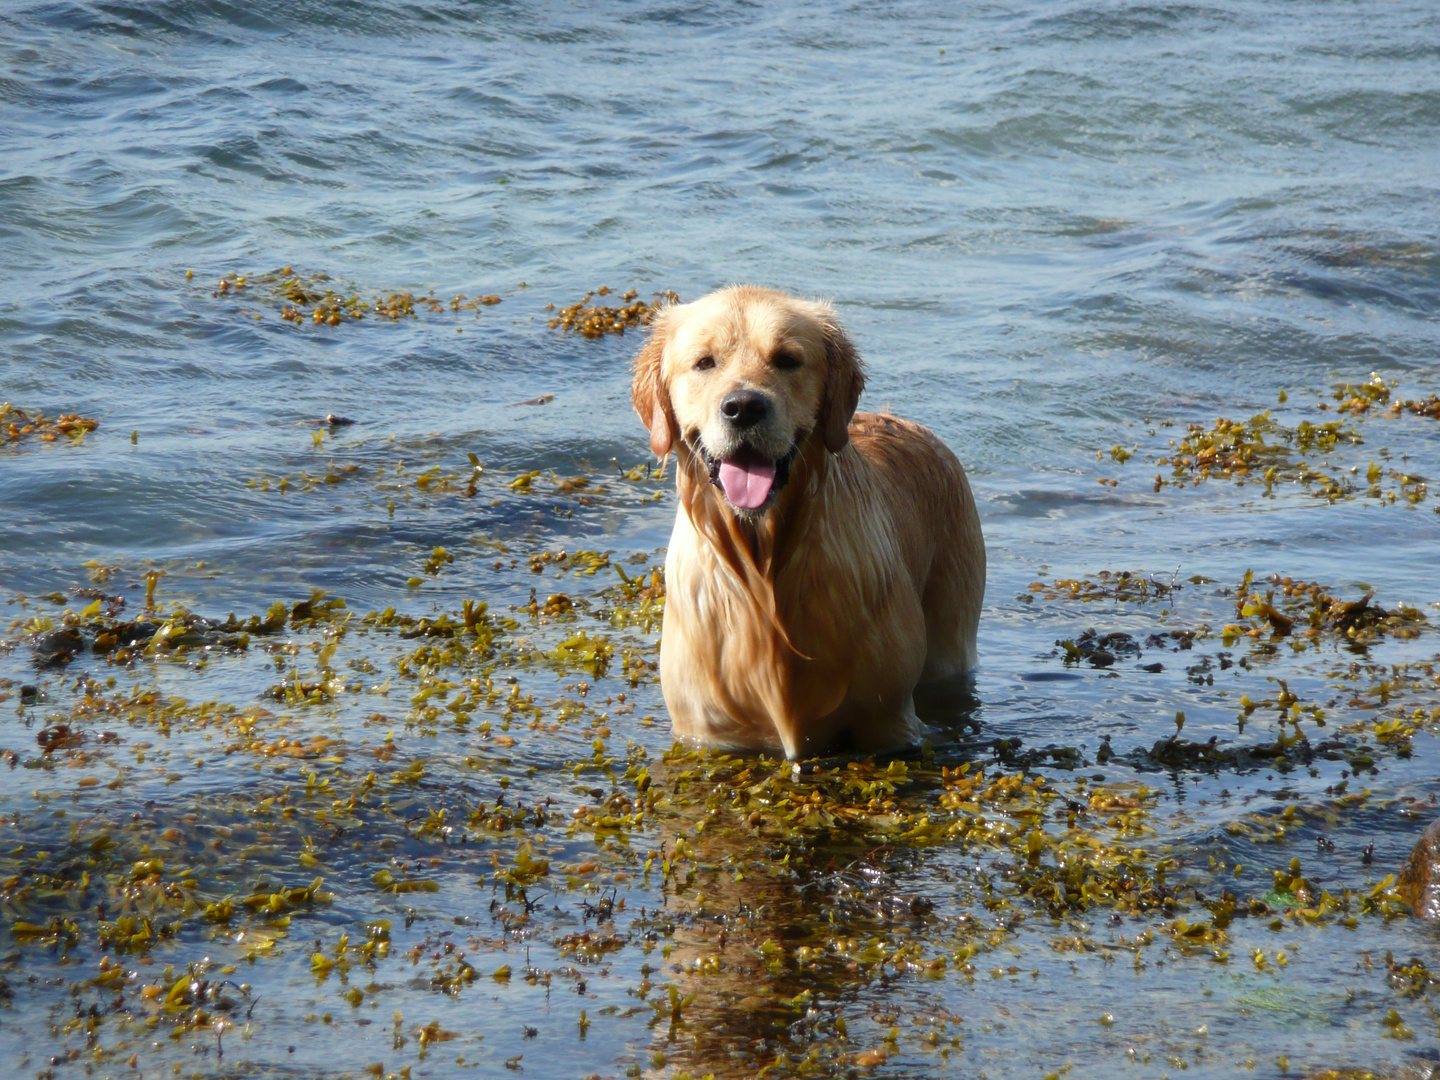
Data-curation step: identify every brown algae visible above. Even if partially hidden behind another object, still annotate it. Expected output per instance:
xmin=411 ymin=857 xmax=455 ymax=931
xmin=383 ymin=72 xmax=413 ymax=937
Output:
xmin=1 ymin=403 xmax=98 ymax=446
xmin=548 ymin=287 xmax=680 ymax=338
xmin=1 ymin=372 xmax=1439 ymax=1079
xmin=203 ymin=268 xmax=508 ymax=328
xmin=1104 ymin=376 xmax=1437 ymax=507
xmin=3 ymin=551 xmax=1438 ymax=1078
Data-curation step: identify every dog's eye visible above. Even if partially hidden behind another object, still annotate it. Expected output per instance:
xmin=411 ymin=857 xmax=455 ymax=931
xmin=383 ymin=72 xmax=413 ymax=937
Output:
xmin=774 ymin=351 xmax=802 ymax=371
xmin=694 ymin=356 xmax=715 ymax=371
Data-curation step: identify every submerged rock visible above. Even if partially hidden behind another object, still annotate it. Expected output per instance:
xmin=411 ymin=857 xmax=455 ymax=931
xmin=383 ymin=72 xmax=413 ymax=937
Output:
xmin=1056 ymin=628 xmax=1141 ymax=668
xmin=33 ymin=627 xmax=84 ymax=666
xmin=1397 ymin=819 xmax=1440 ymax=919
xmin=91 ymin=620 xmax=158 ymax=653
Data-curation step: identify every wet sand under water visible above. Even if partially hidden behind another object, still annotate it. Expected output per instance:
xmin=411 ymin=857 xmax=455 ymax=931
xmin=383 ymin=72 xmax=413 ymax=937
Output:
xmin=4 ymin=2 xmax=1440 ymax=1079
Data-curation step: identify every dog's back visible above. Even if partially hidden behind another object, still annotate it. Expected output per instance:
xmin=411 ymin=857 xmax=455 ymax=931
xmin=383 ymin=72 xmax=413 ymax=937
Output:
xmin=847 ymin=412 xmax=985 ymax=682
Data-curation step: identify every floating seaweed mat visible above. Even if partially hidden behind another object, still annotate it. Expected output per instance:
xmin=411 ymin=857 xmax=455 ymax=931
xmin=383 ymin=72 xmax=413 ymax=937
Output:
xmin=1 ymin=403 xmax=97 ymax=445
xmin=548 ymin=287 xmax=679 ymax=338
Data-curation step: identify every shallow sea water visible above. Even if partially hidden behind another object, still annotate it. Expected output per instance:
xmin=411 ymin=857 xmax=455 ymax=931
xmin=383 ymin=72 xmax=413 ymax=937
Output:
xmin=3 ymin=1 xmax=1440 ymax=1078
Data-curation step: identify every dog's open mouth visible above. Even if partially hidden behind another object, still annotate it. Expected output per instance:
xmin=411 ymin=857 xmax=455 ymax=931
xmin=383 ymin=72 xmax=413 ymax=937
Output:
xmin=702 ymin=442 xmax=798 ymax=510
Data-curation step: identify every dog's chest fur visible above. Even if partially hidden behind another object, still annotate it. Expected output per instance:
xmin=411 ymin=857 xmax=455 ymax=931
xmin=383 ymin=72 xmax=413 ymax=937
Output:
xmin=659 ymin=451 xmax=931 ymax=757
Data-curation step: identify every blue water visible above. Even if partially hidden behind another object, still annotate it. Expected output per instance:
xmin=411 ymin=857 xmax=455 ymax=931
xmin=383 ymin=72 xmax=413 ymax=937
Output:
xmin=3 ymin=2 xmax=1440 ymax=1078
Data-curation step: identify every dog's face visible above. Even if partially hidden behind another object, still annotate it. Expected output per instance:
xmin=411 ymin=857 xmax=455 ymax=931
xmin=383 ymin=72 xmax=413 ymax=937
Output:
xmin=632 ymin=287 xmax=864 ymax=514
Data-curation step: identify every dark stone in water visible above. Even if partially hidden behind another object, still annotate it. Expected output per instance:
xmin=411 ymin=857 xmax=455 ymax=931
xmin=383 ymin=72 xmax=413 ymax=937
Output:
xmin=34 ymin=628 xmax=85 ymax=666
xmin=1087 ymin=630 xmax=1140 ymax=657
xmin=1056 ymin=628 xmax=1141 ymax=668
xmin=1398 ymin=819 xmax=1440 ymax=919
xmin=93 ymin=621 xmax=158 ymax=653
xmin=1146 ymin=630 xmax=1195 ymax=651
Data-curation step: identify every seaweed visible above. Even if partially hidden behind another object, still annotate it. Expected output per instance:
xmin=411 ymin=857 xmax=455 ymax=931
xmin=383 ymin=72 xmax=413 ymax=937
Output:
xmin=203 ymin=268 xmax=508 ymax=329
xmin=1 ymin=403 xmax=98 ymax=447
xmin=548 ymin=287 xmax=680 ymax=338
xmin=1 ymin=372 xmax=1438 ymax=1079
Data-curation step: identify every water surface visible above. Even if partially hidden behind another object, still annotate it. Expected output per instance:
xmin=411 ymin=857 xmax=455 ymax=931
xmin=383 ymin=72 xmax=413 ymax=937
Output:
xmin=3 ymin=2 xmax=1440 ymax=1078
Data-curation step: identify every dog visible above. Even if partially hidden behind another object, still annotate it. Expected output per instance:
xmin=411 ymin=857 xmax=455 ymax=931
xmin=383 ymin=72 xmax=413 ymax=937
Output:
xmin=631 ymin=286 xmax=985 ymax=759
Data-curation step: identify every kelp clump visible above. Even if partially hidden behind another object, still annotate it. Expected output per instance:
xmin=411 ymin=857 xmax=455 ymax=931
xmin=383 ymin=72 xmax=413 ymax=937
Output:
xmin=1227 ymin=570 xmax=1428 ymax=645
xmin=1330 ymin=373 xmax=1440 ymax=421
xmin=204 ymin=268 xmax=505 ymax=328
xmin=1024 ymin=569 xmax=1182 ymax=605
xmin=548 ymin=287 xmax=679 ymax=338
xmin=1111 ymin=374 xmax=1437 ymax=507
xmin=1156 ymin=412 xmax=1360 ymax=491
xmin=1 ymin=403 xmax=98 ymax=446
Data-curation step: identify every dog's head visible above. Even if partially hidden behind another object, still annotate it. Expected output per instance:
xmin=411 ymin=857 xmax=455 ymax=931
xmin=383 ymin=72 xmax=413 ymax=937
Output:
xmin=632 ymin=286 xmax=865 ymax=514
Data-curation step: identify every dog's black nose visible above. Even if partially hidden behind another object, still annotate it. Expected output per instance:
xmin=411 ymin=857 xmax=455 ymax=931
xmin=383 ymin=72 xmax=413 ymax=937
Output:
xmin=720 ymin=389 xmax=770 ymax=429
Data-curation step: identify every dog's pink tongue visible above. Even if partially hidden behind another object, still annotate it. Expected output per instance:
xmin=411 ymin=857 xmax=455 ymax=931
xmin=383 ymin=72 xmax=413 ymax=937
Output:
xmin=718 ymin=458 xmax=776 ymax=509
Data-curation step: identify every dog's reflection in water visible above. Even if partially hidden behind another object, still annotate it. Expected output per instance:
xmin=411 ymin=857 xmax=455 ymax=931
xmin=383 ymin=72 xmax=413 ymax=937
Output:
xmin=626 ymin=732 xmax=983 ymax=1077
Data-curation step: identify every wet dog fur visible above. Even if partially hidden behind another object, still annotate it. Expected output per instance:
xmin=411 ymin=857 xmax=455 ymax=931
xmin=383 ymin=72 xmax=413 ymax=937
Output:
xmin=632 ymin=285 xmax=985 ymax=759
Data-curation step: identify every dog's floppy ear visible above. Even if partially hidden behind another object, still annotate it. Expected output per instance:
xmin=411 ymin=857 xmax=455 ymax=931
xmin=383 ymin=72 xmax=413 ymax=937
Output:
xmin=631 ymin=309 xmax=678 ymax=459
xmin=819 ymin=316 xmax=865 ymax=454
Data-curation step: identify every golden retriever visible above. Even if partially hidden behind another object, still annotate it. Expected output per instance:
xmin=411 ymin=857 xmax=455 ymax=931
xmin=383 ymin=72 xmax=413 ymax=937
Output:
xmin=632 ymin=286 xmax=985 ymax=759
